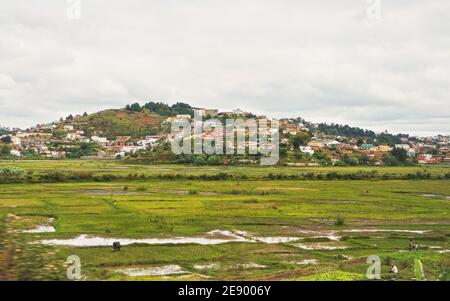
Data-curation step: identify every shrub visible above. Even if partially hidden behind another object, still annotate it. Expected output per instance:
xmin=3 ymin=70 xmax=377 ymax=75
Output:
xmin=335 ymin=216 xmax=345 ymax=226
xmin=0 ymin=167 xmax=25 ymax=177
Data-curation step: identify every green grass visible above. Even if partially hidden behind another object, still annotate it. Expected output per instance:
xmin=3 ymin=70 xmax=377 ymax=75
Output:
xmin=1 ymin=159 xmax=449 ymax=179
xmin=0 ymin=161 xmax=449 ymax=280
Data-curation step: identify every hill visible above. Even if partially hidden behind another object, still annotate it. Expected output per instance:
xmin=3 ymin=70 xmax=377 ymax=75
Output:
xmin=73 ymin=109 xmax=163 ymax=139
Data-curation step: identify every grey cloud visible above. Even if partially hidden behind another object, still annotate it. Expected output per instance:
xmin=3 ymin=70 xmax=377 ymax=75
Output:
xmin=0 ymin=0 xmax=448 ymax=136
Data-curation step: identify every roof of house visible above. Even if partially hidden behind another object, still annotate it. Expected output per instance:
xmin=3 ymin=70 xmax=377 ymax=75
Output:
xmin=115 ymin=136 xmax=131 ymax=142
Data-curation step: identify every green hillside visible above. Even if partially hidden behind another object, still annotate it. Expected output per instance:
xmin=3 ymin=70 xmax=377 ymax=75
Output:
xmin=74 ymin=109 xmax=163 ymax=139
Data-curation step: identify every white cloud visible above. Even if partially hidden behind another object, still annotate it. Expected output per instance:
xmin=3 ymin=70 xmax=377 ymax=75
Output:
xmin=0 ymin=73 xmax=16 ymax=89
xmin=0 ymin=0 xmax=448 ymax=136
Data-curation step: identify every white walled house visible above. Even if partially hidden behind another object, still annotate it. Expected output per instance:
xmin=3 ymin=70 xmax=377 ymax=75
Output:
xmin=300 ymin=146 xmax=315 ymax=155
xmin=138 ymin=135 xmax=161 ymax=148
xmin=63 ymin=125 xmax=74 ymax=131
xmin=91 ymin=136 xmax=109 ymax=146
xmin=10 ymin=149 xmax=21 ymax=157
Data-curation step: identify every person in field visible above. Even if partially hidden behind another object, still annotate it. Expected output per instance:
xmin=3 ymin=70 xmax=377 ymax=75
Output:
xmin=409 ymin=239 xmax=414 ymax=250
xmin=389 ymin=262 xmax=399 ymax=274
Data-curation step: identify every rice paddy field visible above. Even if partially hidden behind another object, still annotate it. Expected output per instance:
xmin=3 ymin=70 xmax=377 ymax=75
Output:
xmin=0 ymin=160 xmax=449 ymax=281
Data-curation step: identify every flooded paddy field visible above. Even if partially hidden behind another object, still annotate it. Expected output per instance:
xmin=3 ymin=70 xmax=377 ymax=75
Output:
xmin=0 ymin=161 xmax=449 ymax=281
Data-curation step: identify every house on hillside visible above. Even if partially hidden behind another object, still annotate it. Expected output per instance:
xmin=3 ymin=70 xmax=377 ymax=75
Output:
xmin=15 ymin=132 xmax=53 ymax=147
xmin=337 ymin=144 xmax=358 ymax=154
xmin=407 ymin=149 xmax=416 ymax=158
xmin=176 ymin=114 xmax=191 ymax=120
xmin=322 ymin=139 xmax=340 ymax=147
xmin=63 ymin=125 xmax=74 ymax=131
xmin=10 ymin=149 xmax=21 ymax=157
xmin=138 ymin=135 xmax=162 ymax=148
xmin=359 ymin=144 xmax=373 ymax=150
xmin=437 ymin=146 xmax=450 ymax=155
xmin=205 ymin=109 xmax=219 ymax=116
xmin=91 ymin=136 xmax=109 ymax=146
xmin=299 ymin=146 xmax=315 ymax=155
xmin=418 ymin=154 xmax=443 ymax=164
xmin=114 ymin=136 xmax=131 ymax=148
xmin=373 ymin=145 xmax=392 ymax=152
xmin=395 ymin=144 xmax=410 ymax=150
xmin=307 ymin=141 xmax=324 ymax=151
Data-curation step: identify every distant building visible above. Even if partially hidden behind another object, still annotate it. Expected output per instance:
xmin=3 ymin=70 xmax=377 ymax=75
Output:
xmin=114 ymin=136 xmax=131 ymax=148
xmin=63 ymin=125 xmax=74 ymax=131
xmin=418 ymin=154 xmax=443 ymax=164
xmin=138 ymin=135 xmax=161 ymax=148
xmin=322 ymin=139 xmax=340 ymax=147
xmin=11 ymin=136 xmax=21 ymax=145
xmin=373 ymin=145 xmax=392 ymax=152
xmin=307 ymin=141 xmax=324 ymax=150
xmin=360 ymin=144 xmax=373 ymax=150
xmin=233 ymin=108 xmax=246 ymax=116
xmin=299 ymin=146 xmax=315 ymax=155
xmin=176 ymin=114 xmax=191 ymax=120
xmin=14 ymin=132 xmax=52 ymax=147
xmin=91 ymin=136 xmax=109 ymax=146
xmin=204 ymin=109 xmax=219 ymax=117
xmin=10 ymin=149 xmax=21 ymax=157
xmin=407 ymin=149 xmax=416 ymax=158
xmin=395 ymin=144 xmax=410 ymax=150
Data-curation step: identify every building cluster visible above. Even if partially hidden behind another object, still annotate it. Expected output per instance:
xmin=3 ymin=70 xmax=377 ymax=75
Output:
xmin=277 ymin=119 xmax=450 ymax=165
xmin=1 ymin=118 xmax=165 ymax=159
xmin=1 ymin=110 xmax=449 ymax=165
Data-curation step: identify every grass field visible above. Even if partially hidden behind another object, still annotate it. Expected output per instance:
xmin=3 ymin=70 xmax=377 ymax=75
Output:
xmin=0 ymin=160 xmax=449 ymax=281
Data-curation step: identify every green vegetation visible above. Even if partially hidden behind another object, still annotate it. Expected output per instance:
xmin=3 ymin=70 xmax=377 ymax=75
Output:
xmin=0 ymin=160 xmax=448 ymax=281
xmin=74 ymin=109 xmax=162 ymax=139
xmin=315 ymin=123 xmax=406 ymax=145
xmin=125 ymin=101 xmax=194 ymax=117
xmin=1 ymin=160 xmax=449 ymax=184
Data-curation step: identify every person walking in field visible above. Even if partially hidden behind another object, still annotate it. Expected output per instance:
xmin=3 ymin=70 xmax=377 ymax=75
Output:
xmin=408 ymin=239 xmax=414 ymax=250
xmin=389 ymin=263 xmax=399 ymax=274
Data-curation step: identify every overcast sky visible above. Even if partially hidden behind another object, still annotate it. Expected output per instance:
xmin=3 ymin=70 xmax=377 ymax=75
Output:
xmin=0 ymin=0 xmax=449 ymax=136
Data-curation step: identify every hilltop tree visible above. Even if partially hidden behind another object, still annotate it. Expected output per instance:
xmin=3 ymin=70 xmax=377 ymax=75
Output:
xmin=0 ymin=126 xmax=11 ymax=135
xmin=126 ymin=103 xmax=142 ymax=112
xmin=142 ymin=101 xmax=193 ymax=116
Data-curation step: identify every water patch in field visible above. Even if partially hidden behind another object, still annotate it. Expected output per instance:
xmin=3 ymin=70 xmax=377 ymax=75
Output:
xmin=421 ymin=194 xmax=450 ymax=200
xmin=233 ymin=263 xmax=266 ymax=269
xmin=293 ymin=242 xmax=349 ymax=250
xmin=36 ymin=229 xmax=306 ymax=247
xmin=80 ymin=190 xmax=153 ymax=195
xmin=252 ymin=236 xmax=302 ymax=244
xmin=23 ymin=218 xmax=56 ymax=233
xmin=116 ymin=265 xmax=188 ymax=277
xmin=341 ymin=229 xmax=431 ymax=234
xmin=294 ymin=230 xmax=341 ymax=241
xmin=37 ymin=230 xmax=249 ymax=247
xmin=37 ymin=233 xmax=248 ymax=247
xmin=193 ymin=263 xmax=221 ymax=270
xmin=193 ymin=262 xmax=266 ymax=271
xmin=291 ymin=259 xmax=319 ymax=265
